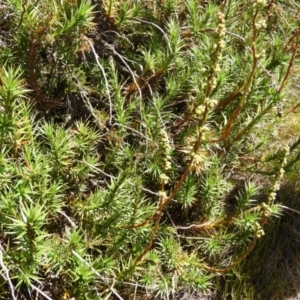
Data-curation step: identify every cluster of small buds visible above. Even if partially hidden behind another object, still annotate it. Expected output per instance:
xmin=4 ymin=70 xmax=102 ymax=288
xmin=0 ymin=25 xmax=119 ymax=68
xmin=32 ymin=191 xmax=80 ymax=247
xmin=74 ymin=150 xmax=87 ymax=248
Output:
xmin=281 ymin=145 xmax=290 ymax=161
xmin=190 ymin=151 xmax=204 ymax=171
xmin=255 ymin=0 xmax=267 ymax=9
xmin=260 ymin=202 xmax=272 ymax=217
xmin=195 ymin=104 xmax=206 ymax=117
xmin=267 ymin=145 xmax=290 ymax=204
xmin=255 ymin=49 xmax=265 ymax=59
xmin=267 ymin=191 xmax=277 ymax=203
xmin=255 ymin=19 xmax=267 ymax=30
xmin=158 ymin=190 xmax=167 ymax=200
xmin=208 ymin=77 xmax=217 ymax=90
xmin=199 ymin=125 xmax=210 ymax=134
xmin=206 ymin=11 xmax=226 ymax=92
xmin=218 ymin=40 xmax=226 ymax=49
xmin=159 ymin=129 xmax=172 ymax=169
xmin=158 ymin=130 xmax=172 ymax=199
xmin=255 ymin=222 xmax=265 ymax=238
xmin=217 ymin=11 xmax=225 ymax=23
xmin=213 ymin=64 xmax=221 ymax=73
xmin=212 ymin=42 xmax=225 ymax=51
xmin=216 ymin=12 xmax=226 ymax=38
xmin=159 ymin=173 xmax=170 ymax=184
xmin=204 ymin=97 xmax=218 ymax=109
xmin=194 ymin=98 xmax=218 ymax=118
xmin=198 ymin=125 xmax=210 ymax=142
xmin=216 ymin=52 xmax=223 ymax=61
xmin=216 ymin=23 xmax=226 ymax=38
xmin=272 ymin=183 xmax=280 ymax=192
xmin=276 ymin=146 xmax=289 ymax=180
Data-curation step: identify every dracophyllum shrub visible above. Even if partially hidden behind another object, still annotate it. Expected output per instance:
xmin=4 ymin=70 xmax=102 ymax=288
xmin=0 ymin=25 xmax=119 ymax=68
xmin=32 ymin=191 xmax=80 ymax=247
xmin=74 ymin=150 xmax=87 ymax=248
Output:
xmin=0 ymin=68 xmax=118 ymax=298
xmin=3 ymin=0 xmax=94 ymax=106
xmin=0 ymin=0 xmax=300 ymax=298
xmin=98 ymin=0 xmax=298 ymax=291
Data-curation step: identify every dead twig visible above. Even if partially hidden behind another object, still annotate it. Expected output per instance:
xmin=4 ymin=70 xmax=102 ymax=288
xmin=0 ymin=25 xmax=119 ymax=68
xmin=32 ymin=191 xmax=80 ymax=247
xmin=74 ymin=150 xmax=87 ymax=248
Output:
xmin=131 ymin=17 xmax=173 ymax=55
xmin=84 ymin=36 xmax=113 ymax=125
xmin=0 ymin=245 xmax=17 ymax=300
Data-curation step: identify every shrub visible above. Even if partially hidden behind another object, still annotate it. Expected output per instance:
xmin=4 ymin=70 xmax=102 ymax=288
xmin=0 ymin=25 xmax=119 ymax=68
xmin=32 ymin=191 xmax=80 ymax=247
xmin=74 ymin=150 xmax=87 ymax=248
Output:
xmin=0 ymin=0 xmax=299 ymax=298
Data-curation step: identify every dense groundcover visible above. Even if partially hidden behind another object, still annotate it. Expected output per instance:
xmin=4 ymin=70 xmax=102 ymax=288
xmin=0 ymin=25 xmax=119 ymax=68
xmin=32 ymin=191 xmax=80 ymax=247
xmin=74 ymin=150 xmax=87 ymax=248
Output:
xmin=0 ymin=0 xmax=300 ymax=299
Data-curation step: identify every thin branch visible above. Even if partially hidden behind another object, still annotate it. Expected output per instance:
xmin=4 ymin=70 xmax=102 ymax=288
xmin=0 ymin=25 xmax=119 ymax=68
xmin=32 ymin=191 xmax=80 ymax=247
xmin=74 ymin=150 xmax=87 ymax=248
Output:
xmin=178 ymin=235 xmax=209 ymax=240
xmin=134 ymin=204 xmax=162 ymax=265
xmin=226 ymin=30 xmax=245 ymax=41
xmin=31 ymin=284 xmax=53 ymax=300
xmin=74 ymin=159 xmax=116 ymax=179
xmin=0 ymin=246 xmax=17 ymax=300
xmin=74 ymin=80 xmax=110 ymax=131
xmin=284 ymin=102 xmax=300 ymax=117
xmin=290 ymin=0 xmax=300 ymax=10
xmin=84 ymin=36 xmax=113 ymax=125
xmin=176 ymin=222 xmax=215 ymax=231
xmin=200 ymin=234 xmax=258 ymax=273
xmin=113 ymin=123 xmax=157 ymax=145
xmin=103 ymin=30 xmax=135 ymax=50
xmin=131 ymin=17 xmax=173 ymax=55
xmin=102 ymin=40 xmax=143 ymax=101
xmin=166 ymin=211 xmax=181 ymax=244
xmin=1 ymin=12 xmax=14 ymax=22
xmin=59 ymin=211 xmax=76 ymax=227
xmin=102 ymin=31 xmax=143 ymax=73
xmin=278 ymin=36 xmax=300 ymax=93
xmin=279 ymin=204 xmax=300 ymax=215
xmin=133 ymin=282 xmax=138 ymax=300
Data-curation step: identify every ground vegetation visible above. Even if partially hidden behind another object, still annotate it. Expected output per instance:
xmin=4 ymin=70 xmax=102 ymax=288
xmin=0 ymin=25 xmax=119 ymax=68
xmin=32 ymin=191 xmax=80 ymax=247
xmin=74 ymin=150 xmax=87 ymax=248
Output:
xmin=0 ymin=0 xmax=300 ymax=299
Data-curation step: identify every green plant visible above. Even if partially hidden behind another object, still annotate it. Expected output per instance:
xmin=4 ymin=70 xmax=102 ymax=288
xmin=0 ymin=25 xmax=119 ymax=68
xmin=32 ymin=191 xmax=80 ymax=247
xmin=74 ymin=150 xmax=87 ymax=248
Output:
xmin=0 ymin=0 xmax=300 ymax=299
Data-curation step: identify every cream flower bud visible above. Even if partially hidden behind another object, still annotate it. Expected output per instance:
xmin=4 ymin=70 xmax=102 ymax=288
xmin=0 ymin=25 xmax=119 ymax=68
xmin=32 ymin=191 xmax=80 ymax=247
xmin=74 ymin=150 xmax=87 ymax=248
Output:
xmin=255 ymin=0 xmax=266 ymax=7
xmin=208 ymin=99 xmax=218 ymax=109
xmin=215 ymin=23 xmax=226 ymax=38
xmin=159 ymin=173 xmax=170 ymax=184
xmin=279 ymin=168 xmax=284 ymax=175
xmin=204 ymin=97 xmax=210 ymax=104
xmin=216 ymin=53 xmax=223 ymax=61
xmin=218 ymin=40 xmax=226 ymax=49
xmin=195 ymin=105 xmax=205 ymax=116
xmin=214 ymin=64 xmax=221 ymax=73
xmin=217 ymin=24 xmax=226 ymax=31
xmin=217 ymin=12 xmax=225 ymax=23
xmin=260 ymin=20 xmax=267 ymax=29
xmin=209 ymin=78 xmax=217 ymax=90
xmin=282 ymin=146 xmax=290 ymax=154
xmin=165 ymin=161 xmax=172 ymax=170
xmin=200 ymin=125 xmax=210 ymax=133
xmin=158 ymin=191 xmax=167 ymax=199
xmin=273 ymin=183 xmax=280 ymax=191
xmin=268 ymin=192 xmax=277 ymax=202
xmin=255 ymin=20 xmax=267 ymax=30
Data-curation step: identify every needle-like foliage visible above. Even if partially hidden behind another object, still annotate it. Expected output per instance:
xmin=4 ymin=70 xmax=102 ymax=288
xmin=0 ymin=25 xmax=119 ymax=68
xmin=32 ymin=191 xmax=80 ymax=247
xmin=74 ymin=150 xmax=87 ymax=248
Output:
xmin=0 ymin=0 xmax=299 ymax=299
